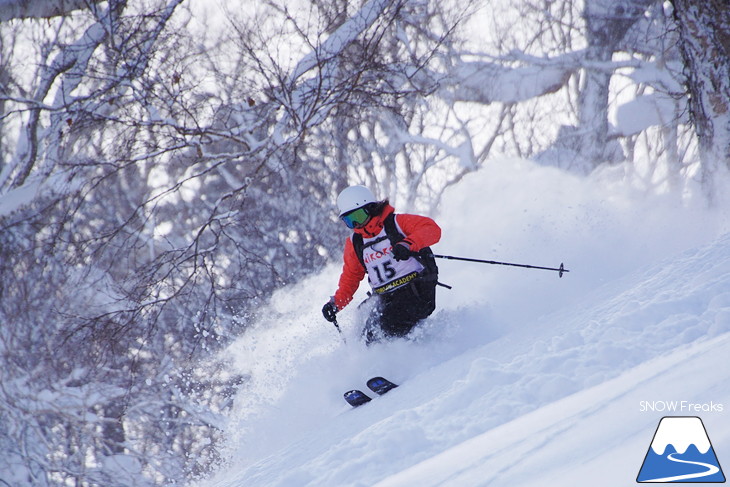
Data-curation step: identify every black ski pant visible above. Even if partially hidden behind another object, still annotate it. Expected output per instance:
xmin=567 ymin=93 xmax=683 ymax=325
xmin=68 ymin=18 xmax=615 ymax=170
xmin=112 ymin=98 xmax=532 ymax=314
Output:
xmin=362 ymin=277 xmax=436 ymax=343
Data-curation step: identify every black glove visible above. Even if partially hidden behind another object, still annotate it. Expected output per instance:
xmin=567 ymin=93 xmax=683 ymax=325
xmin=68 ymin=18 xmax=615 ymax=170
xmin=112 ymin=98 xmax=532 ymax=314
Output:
xmin=392 ymin=242 xmax=413 ymax=261
xmin=322 ymin=299 xmax=338 ymax=322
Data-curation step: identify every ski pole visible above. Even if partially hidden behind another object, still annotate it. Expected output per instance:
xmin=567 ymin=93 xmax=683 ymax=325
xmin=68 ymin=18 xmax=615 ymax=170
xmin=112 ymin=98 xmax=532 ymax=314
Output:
xmin=432 ymin=254 xmax=569 ymax=278
xmin=332 ymin=318 xmax=347 ymax=344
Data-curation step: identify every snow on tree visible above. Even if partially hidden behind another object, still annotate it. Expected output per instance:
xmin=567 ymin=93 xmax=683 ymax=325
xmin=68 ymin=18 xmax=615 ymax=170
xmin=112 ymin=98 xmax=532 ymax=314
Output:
xmin=0 ymin=0 xmax=103 ymax=22
xmin=428 ymin=0 xmax=692 ymax=178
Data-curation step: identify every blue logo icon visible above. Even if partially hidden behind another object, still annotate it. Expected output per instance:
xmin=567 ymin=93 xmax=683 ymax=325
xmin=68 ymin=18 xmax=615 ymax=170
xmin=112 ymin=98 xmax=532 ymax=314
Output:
xmin=637 ymin=416 xmax=725 ymax=483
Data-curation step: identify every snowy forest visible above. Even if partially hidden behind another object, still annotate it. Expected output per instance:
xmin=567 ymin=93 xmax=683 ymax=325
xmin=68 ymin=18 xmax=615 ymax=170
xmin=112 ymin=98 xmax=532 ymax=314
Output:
xmin=1 ymin=0 xmax=729 ymax=485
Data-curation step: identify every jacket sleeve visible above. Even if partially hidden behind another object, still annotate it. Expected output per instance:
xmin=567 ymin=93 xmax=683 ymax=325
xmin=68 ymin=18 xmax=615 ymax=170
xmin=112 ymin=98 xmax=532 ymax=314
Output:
xmin=395 ymin=213 xmax=441 ymax=251
xmin=332 ymin=237 xmax=366 ymax=310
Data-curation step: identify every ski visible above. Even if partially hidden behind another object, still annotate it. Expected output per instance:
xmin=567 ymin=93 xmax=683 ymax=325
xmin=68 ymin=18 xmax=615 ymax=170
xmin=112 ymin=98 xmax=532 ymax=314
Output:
xmin=367 ymin=376 xmax=398 ymax=395
xmin=344 ymin=389 xmax=372 ymax=408
xmin=344 ymin=377 xmax=399 ymax=408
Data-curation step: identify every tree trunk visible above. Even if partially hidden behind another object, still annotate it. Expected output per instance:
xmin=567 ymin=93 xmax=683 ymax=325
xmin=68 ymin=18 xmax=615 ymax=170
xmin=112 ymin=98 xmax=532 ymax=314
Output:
xmin=576 ymin=44 xmax=615 ymax=170
xmin=102 ymin=402 xmax=126 ymax=456
xmin=670 ymin=0 xmax=730 ymax=198
xmin=577 ymin=0 xmax=657 ymax=171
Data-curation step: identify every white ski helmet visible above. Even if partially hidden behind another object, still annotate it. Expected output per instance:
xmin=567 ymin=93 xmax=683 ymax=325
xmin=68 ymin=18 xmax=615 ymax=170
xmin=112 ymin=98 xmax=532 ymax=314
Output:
xmin=336 ymin=185 xmax=376 ymax=216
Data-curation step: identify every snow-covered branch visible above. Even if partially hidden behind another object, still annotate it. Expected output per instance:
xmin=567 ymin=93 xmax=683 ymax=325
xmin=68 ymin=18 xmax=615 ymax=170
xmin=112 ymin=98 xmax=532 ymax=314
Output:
xmin=442 ymin=60 xmax=573 ymax=105
xmin=0 ymin=0 xmax=102 ymax=22
xmin=288 ymin=0 xmax=394 ymax=82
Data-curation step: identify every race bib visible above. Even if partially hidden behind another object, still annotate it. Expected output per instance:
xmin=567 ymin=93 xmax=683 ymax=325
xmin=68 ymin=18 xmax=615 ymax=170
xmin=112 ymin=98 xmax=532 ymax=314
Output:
xmin=361 ymin=228 xmax=423 ymax=294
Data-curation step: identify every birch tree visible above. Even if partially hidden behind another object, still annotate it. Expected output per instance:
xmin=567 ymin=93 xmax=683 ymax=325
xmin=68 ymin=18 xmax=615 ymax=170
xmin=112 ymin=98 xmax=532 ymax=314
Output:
xmin=670 ymin=0 xmax=730 ymax=198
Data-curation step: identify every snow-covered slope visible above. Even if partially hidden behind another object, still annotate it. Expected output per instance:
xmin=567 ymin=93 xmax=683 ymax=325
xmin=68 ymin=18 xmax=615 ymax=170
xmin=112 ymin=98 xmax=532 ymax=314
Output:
xmin=197 ymin=160 xmax=729 ymax=487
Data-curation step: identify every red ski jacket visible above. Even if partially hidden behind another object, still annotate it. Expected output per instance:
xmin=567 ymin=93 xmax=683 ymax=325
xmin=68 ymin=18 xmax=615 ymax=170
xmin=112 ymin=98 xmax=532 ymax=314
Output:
xmin=332 ymin=204 xmax=441 ymax=310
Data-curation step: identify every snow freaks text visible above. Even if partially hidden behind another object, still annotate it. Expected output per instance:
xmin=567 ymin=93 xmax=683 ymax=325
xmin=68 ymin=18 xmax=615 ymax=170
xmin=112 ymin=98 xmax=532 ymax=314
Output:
xmin=639 ymin=401 xmax=724 ymax=413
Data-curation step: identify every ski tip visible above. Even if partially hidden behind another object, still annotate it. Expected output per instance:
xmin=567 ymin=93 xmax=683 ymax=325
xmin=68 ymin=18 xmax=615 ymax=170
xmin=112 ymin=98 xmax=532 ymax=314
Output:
xmin=344 ymin=389 xmax=372 ymax=408
xmin=366 ymin=376 xmax=398 ymax=395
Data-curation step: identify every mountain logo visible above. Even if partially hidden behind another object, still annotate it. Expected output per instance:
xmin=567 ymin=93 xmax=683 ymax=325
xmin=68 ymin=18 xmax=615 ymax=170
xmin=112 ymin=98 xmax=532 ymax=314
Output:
xmin=637 ymin=416 xmax=725 ymax=483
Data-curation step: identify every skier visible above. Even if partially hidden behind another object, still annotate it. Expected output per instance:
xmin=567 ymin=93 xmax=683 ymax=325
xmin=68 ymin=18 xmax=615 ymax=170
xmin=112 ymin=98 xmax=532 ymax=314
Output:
xmin=322 ymin=185 xmax=442 ymax=343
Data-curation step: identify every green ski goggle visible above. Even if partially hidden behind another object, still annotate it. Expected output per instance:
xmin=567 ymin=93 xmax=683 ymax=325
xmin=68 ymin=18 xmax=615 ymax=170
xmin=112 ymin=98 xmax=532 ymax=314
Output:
xmin=340 ymin=207 xmax=370 ymax=229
